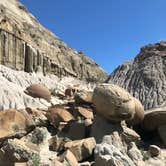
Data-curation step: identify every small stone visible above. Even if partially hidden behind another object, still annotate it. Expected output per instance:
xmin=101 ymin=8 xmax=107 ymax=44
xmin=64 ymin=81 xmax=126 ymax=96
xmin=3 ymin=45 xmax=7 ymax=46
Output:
xmin=76 ymin=107 xmax=94 ymax=119
xmin=149 ymin=145 xmax=161 ymax=157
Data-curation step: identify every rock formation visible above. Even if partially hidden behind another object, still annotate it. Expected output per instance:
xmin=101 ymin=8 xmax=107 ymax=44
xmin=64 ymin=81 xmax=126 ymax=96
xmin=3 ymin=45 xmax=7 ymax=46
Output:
xmin=0 ymin=0 xmax=108 ymax=82
xmin=107 ymin=41 xmax=166 ymax=110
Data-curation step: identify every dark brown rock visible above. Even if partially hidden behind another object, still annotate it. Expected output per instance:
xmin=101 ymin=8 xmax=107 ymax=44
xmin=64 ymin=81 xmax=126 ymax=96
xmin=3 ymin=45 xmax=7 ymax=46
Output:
xmin=148 ymin=145 xmax=161 ymax=157
xmin=142 ymin=107 xmax=166 ymax=131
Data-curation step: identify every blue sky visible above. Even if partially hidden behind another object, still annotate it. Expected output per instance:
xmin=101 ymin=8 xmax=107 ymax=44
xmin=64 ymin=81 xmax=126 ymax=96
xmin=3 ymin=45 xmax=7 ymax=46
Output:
xmin=19 ymin=0 xmax=166 ymax=73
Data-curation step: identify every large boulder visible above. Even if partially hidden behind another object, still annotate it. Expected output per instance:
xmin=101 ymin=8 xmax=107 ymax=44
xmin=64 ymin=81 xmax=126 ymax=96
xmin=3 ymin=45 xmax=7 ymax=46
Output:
xmin=25 ymin=84 xmax=51 ymax=101
xmin=93 ymin=84 xmax=137 ymax=123
xmin=0 ymin=109 xmax=35 ymax=140
xmin=142 ymin=107 xmax=166 ymax=131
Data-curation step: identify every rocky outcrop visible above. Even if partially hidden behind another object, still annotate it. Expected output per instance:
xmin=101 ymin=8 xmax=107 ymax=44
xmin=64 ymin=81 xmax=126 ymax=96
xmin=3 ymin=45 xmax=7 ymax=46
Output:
xmin=0 ymin=0 xmax=108 ymax=82
xmin=107 ymin=41 xmax=166 ymax=109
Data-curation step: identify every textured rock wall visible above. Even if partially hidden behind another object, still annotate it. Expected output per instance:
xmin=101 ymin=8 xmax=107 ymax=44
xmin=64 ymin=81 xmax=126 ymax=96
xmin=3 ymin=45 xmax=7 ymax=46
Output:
xmin=0 ymin=0 xmax=108 ymax=82
xmin=107 ymin=42 xmax=166 ymax=110
xmin=0 ymin=29 xmax=78 ymax=78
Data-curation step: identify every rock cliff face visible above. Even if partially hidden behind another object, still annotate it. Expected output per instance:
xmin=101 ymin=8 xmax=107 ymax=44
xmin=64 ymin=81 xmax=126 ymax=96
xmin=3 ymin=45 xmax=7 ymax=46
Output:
xmin=107 ymin=41 xmax=166 ymax=110
xmin=0 ymin=0 xmax=107 ymax=82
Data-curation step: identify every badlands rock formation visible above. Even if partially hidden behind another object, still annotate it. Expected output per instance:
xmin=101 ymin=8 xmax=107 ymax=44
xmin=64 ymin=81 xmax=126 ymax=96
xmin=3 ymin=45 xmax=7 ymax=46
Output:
xmin=107 ymin=41 xmax=166 ymax=109
xmin=0 ymin=0 xmax=107 ymax=82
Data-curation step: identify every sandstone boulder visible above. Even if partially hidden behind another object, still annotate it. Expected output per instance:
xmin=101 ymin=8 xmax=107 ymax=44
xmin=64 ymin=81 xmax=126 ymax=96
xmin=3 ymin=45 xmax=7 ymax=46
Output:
xmin=60 ymin=150 xmax=78 ymax=166
xmin=76 ymin=107 xmax=94 ymax=119
xmin=25 ymin=84 xmax=51 ymax=101
xmin=46 ymin=106 xmax=75 ymax=128
xmin=0 ymin=109 xmax=35 ymax=140
xmin=142 ymin=107 xmax=166 ymax=131
xmin=75 ymin=91 xmax=93 ymax=105
xmin=92 ymin=84 xmax=135 ymax=122
xmin=127 ymin=97 xmax=144 ymax=126
xmin=64 ymin=137 xmax=96 ymax=161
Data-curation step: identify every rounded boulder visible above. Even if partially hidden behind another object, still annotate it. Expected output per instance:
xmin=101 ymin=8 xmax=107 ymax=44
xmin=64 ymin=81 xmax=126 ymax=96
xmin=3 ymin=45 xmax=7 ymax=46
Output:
xmin=92 ymin=84 xmax=135 ymax=123
xmin=25 ymin=84 xmax=51 ymax=101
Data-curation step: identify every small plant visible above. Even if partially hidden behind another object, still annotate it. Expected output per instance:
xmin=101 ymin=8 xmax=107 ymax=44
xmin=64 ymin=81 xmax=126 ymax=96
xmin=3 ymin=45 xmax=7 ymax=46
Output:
xmin=141 ymin=149 xmax=151 ymax=161
xmin=12 ymin=124 xmax=19 ymax=132
xmin=30 ymin=154 xmax=40 ymax=166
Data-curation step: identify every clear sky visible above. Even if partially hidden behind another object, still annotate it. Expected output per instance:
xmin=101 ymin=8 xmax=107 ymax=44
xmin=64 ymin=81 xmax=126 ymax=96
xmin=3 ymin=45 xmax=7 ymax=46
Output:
xmin=19 ymin=0 xmax=166 ymax=73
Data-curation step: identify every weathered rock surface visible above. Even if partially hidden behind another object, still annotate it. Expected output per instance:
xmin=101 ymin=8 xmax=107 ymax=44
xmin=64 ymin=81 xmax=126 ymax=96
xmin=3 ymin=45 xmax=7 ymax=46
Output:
xmin=0 ymin=108 xmax=35 ymax=140
xmin=0 ymin=138 xmax=39 ymax=164
xmin=94 ymin=143 xmax=135 ymax=166
xmin=64 ymin=137 xmax=96 ymax=161
xmin=60 ymin=149 xmax=78 ymax=166
xmin=46 ymin=106 xmax=75 ymax=128
xmin=0 ymin=64 xmax=94 ymax=111
xmin=0 ymin=0 xmax=107 ymax=82
xmin=107 ymin=41 xmax=166 ymax=110
xmin=25 ymin=84 xmax=51 ymax=101
xmin=92 ymin=84 xmax=136 ymax=122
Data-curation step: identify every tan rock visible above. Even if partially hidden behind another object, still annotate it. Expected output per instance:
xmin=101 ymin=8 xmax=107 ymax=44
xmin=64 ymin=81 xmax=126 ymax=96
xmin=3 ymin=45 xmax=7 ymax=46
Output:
xmin=122 ymin=125 xmax=141 ymax=143
xmin=25 ymin=84 xmax=51 ymax=101
xmin=0 ymin=138 xmax=39 ymax=163
xmin=92 ymin=84 xmax=135 ymax=122
xmin=75 ymin=91 xmax=93 ymax=105
xmin=46 ymin=106 xmax=74 ymax=128
xmin=127 ymin=97 xmax=144 ymax=125
xmin=64 ymin=137 xmax=96 ymax=161
xmin=0 ymin=109 xmax=35 ymax=140
xmin=142 ymin=107 xmax=166 ymax=131
xmin=84 ymin=119 xmax=93 ymax=126
xmin=76 ymin=107 xmax=94 ymax=119
xmin=60 ymin=150 xmax=78 ymax=166
xmin=149 ymin=145 xmax=161 ymax=157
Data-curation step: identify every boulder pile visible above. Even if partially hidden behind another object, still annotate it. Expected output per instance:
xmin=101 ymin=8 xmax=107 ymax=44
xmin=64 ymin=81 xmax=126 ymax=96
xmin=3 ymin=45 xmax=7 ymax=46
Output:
xmin=0 ymin=79 xmax=165 ymax=166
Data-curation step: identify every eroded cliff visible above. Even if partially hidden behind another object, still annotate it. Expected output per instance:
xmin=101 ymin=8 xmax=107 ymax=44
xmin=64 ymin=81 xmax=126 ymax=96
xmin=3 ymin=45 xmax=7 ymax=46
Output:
xmin=0 ymin=0 xmax=108 ymax=82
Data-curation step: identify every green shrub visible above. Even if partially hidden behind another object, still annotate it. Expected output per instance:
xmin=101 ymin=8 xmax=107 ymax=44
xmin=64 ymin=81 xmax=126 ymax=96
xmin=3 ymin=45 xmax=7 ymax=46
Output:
xmin=31 ymin=154 xmax=40 ymax=166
